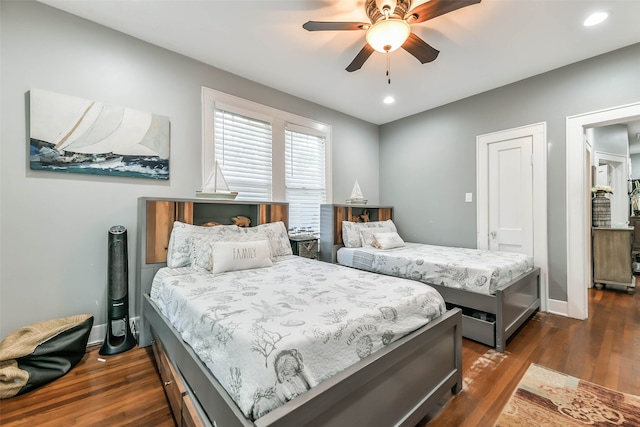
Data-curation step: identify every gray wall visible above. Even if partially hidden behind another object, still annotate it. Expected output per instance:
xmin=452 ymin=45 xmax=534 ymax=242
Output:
xmin=0 ymin=1 xmax=379 ymax=339
xmin=593 ymin=125 xmax=629 ymax=156
xmin=379 ymin=42 xmax=640 ymax=301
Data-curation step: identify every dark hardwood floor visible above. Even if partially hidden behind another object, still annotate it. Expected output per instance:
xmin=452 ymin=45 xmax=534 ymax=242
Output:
xmin=422 ymin=286 xmax=640 ymax=426
xmin=1 ymin=287 xmax=637 ymax=427
xmin=0 ymin=344 xmax=174 ymax=427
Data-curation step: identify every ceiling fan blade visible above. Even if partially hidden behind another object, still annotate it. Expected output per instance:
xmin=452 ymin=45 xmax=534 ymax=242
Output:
xmin=303 ymin=21 xmax=369 ymax=31
xmin=402 ymin=33 xmax=439 ymax=63
xmin=405 ymin=0 xmax=481 ymax=24
xmin=346 ymin=44 xmax=375 ymax=72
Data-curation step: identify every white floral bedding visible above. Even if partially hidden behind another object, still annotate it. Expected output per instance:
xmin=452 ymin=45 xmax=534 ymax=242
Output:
xmin=150 ymin=255 xmax=445 ymax=421
xmin=337 ymin=243 xmax=535 ymax=295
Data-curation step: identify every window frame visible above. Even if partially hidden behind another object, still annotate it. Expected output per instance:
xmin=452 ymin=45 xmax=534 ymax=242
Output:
xmin=285 ymin=125 xmax=327 ymax=233
xmin=201 ymin=86 xmax=332 ymax=205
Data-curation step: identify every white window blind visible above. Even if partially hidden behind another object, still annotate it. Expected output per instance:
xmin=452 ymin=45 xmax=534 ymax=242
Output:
xmin=214 ymin=109 xmax=272 ymax=201
xmin=285 ymin=126 xmax=326 ymax=234
xmin=203 ymin=87 xmax=332 ymax=234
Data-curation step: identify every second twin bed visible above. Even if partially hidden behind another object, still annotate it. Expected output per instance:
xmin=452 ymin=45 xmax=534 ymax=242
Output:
xmin=334 ymin=218 xmax=541 ymax=352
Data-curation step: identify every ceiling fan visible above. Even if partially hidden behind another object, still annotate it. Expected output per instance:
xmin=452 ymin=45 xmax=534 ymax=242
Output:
xmin=303 ymin=0 xmax=481 ymax=73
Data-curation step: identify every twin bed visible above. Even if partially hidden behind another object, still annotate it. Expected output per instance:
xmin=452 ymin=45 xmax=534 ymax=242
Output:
xmin=337 ymin=242 xmax=540 ymax=352
xmin=137 ymin=198 xmax=463 ymax=427
xmin=321 ymin=206 xmax=541 ymax=353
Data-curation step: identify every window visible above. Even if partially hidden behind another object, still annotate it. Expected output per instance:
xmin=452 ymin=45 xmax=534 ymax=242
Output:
xmin=285 ymin=126 xmax=326 ymax=233
xmin=214 ymin=109 xmax=272 ymax=200
xmin=202 ymin=87 xmax=331 ymax=234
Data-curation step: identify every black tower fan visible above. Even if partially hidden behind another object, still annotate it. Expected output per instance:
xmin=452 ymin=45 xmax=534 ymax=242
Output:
xmin=100 ymin=225 xmax=136 ymax=355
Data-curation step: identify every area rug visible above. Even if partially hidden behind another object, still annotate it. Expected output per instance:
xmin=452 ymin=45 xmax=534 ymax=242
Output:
xmin=494 ymin=363 xmax=640 ymax=426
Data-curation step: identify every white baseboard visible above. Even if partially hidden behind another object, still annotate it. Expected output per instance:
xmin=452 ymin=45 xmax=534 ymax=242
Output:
xmin=88 ymin=316 xmax=139 ymax=346
xmin=546 ymin=298 xmax=568 ymax=317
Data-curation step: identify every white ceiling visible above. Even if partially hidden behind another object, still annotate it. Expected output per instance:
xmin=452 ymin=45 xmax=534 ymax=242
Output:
xmin=37 ymin=0 xmax=640 ymax=125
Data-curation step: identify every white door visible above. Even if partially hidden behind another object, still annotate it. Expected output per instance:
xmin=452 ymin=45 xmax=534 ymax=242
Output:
xmin=477 ymin=122 xmax=547 ymax=312
xmin=487 ymin=137 xmax=534 ymax=255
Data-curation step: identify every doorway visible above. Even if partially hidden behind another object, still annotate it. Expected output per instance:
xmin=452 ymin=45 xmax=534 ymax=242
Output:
xmin=566 ymin=102 xmax=640 ymax=320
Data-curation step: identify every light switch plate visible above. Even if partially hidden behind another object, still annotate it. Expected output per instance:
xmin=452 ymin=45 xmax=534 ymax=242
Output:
xmin=465 ymin=193 xmax=473 ymax=203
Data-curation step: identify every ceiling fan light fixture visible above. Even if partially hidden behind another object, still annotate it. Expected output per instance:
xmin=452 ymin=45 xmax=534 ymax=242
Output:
xmin=366 ymin=18 xmax=411 ymax=53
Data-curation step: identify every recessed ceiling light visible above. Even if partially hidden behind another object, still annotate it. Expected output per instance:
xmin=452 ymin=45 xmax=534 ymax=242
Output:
xmin=383 ymin=96 xmax=395 ymax=104
xmin=584 ymin=11 xmax=609 ymax=27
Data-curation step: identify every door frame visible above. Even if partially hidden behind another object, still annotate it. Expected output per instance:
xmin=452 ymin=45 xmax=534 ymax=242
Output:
xmin=477 ymin=122 xmax=548 ymax=311
xmin=566 ymin=102 xmax=640 ymax=319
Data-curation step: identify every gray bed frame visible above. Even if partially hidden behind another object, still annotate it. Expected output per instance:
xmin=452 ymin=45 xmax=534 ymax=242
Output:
xmin=337 ymin=250 xmax=540 ymax=352
xmin=136 ymin=197 xmax=463 ymax=427
xmin=336 ymin=248 xmax=540 ymax=353
xmin=430 ymin=267 xmax=540 ymax=352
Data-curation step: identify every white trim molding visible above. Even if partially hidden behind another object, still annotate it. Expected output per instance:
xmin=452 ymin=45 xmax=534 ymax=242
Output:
xmin=566 ymin=102 xmax=640 ymax=320
xmin=546 ymin=299 xmax=568 ymax=317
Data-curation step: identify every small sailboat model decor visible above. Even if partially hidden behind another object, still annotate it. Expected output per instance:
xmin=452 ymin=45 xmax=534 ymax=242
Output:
xmin=196 ymin=161 xmax=238 ymax=199
xmin=346 ymin=179 xmax=367 ymax=204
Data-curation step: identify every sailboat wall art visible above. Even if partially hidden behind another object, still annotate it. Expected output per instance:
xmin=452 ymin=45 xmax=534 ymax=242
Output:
xmin=29 ymin=89 xmax=170 ymax=180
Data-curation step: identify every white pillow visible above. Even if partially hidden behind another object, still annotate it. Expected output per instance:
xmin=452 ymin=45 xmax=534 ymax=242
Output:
xmin=342 ymin=220 xmax=397 ymax=248
xmin=255 ymin=221 xmax=293 ymax=257
xmin=359 ymin=226 xmax=395 ymax=247
xmin=167 ymin=221 xmax=241 ymax=268
xmin=373 ymin=232 xmax=405 ymax=249
xmin=189 ymin=231 xmax=270 ymax=272
xmin=168 ymin=220 xmax=292 ymax=268
xmin=211 ymin=240 xmax=273 ymax=274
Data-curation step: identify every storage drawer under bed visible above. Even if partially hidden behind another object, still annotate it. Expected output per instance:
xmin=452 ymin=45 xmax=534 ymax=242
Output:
xmin=446 ymin=303 xmax=495 ymax=348
xmin=152 ymin=335 xmax=186 ymax=420
xmin=461 ymin=314 xmax=495 ymax=347
xmin=151 ymin=329 xmax=212 ymax=427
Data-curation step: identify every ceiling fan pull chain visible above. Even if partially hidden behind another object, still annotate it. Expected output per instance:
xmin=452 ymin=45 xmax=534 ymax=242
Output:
xmin=387 ymin=52 xmax=391 ymax=84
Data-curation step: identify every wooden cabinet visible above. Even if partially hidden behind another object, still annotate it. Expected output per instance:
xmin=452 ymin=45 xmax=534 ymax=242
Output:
xmin=592 ymin=227 xmax=636 ymax=294
xmin=320 ymin=204 xmax=393 ymax=263
xmin=629 ymin=217 xmax=640 ymax=254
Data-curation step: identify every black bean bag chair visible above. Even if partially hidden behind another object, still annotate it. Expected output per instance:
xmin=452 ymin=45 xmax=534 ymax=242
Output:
xmin=0 ymin=314 xmax=93 ymax=398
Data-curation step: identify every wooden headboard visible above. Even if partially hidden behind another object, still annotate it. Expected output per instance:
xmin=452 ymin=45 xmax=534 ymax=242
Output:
xmin=142 ymin=198 xmax=289 ymax=265
xmin=319 ymin=204 xmax=393 ymax=263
